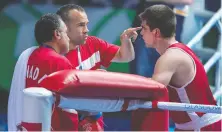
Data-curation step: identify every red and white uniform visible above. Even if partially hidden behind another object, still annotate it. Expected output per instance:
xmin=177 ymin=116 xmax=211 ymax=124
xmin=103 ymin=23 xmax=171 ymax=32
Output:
xmin=26 ymin=47 xmax=73 ymax=87
xmin=167 ymin=43 xmax=221 ymax=131
xmin=132 ymin=43 xmax=221 ymax=131
xmin=66 ymin=36 xmax=119 ymax=70
xmin=65 ymin=36 xmax=119 ymax=131
xmin=26 ymin=47 xmax=77 ymax=131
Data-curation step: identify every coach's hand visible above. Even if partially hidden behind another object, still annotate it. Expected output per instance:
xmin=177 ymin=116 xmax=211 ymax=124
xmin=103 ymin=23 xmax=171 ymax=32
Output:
xmin=120 ymin=27 xmax=141 ymax=42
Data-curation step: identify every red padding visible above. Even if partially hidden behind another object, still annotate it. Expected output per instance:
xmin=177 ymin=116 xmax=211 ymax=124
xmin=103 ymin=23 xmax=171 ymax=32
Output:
xmin=152 ymin=101 xmax=158 ymax=109
xmin=121 ymin=99 xmax=130 ymax=111
xmin=40 ymin=70 xmax=167 ymax=100
xmin=19 ymin=122 xmax=42 ymax=131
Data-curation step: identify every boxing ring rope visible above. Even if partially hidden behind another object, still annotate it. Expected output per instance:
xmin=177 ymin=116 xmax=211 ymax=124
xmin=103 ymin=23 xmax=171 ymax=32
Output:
xmin=57 ymin=93 xmax=222 ymax=114
xmin=59 ymin=96 xmax=222 ymax=114
xmin=187 ymin=8 xmax=222 ymax=99
xmin=21 ymin=88 xmax=222 ymax=131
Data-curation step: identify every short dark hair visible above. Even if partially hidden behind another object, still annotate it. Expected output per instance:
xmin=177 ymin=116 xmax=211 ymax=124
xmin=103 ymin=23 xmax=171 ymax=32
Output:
xmin=34 ymin=13 xmax=62 ymax=45
xmin=56 ymin=4 xmax=85 ymax=23
xmin=139 ymin=5 xmax=176 ymax=38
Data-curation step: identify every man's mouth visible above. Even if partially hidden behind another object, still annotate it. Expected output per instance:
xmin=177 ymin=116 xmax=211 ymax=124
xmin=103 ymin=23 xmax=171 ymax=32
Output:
xmin=84 ymin=35 xmax=88 ymax=39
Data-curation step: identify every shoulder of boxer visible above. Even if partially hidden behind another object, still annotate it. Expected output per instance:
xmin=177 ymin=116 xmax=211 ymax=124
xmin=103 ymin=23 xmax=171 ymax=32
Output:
xmin=154 ymin=49 xmax=183 ymax=73
xmin=152 ymin=49 xmax=182 ymax=86
xmin=161 ymin=48 xmax=186 ymax=66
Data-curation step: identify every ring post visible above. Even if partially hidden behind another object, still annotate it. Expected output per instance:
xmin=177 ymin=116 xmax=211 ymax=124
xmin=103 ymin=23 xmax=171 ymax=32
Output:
xmin=21 ymin=88 xmax=54 ymax=131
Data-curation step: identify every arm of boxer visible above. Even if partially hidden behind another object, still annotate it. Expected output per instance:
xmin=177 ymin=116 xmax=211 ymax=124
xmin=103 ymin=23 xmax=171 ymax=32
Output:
xmin=152 ymin=50 xmax=181 ymax=86
xmin=112 ymin=27 xmax=142 ymax=62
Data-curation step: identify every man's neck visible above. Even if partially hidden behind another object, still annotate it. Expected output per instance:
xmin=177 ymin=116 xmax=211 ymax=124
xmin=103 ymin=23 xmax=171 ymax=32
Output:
xmin=69 ymin=42 xmax=78 ymax=50
xmin=154 ymin=37 xmax=177 ymax=55
xmin=44 ymin=42 xmax=60 ymax=53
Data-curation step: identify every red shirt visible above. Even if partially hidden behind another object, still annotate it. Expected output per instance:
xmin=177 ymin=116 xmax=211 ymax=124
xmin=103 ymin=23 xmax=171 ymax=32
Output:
xmin=26 ymin=47 xmax=77 ymax=131
xmin=66 ymin=36 xmax=119 ymax=70
xmin=167 ymin=43 xmax=217 ymax=124
xmin=26 ymin=47 xmax=73 ymax=87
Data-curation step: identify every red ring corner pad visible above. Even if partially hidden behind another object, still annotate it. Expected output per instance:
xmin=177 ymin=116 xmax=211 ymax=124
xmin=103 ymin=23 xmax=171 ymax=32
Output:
xmin=40 ymin=70 xmax=168 ymax=100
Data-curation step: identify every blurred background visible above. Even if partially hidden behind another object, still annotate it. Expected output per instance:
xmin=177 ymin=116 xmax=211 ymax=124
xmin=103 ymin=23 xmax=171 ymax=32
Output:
xmin=0 ymin=0 xmax=221 ymax=131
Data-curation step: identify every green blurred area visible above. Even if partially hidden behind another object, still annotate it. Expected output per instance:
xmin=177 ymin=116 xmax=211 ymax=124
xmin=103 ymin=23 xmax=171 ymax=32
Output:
xmin=0 ymin=14 xmax=18 ymax=90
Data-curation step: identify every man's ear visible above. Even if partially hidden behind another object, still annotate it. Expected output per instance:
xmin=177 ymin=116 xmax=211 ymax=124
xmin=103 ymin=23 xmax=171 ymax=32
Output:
xmin=54 ymin=30 xmax=61 ymax=40
xmin=153 ymin=28 xmax=161 ymax=38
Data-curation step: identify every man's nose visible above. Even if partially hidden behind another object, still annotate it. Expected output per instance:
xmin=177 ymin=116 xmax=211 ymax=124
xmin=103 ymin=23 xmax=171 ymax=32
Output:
xmin=84 ymin=26 xmax=89 ymax=33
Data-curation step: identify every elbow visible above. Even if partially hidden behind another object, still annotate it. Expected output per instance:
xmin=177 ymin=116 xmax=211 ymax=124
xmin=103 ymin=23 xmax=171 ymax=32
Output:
xmin=120 ymin=56 xmax=134 ymax=63
xmin=127 ymin=51 xmax=135 ymax=62
xmin=118 ymin=52 xmax=135 ymax=62
xmin=129 ymin=54 xmax=135 ymax=62
xmin=124 ymin=54 xmax=135 ymax=62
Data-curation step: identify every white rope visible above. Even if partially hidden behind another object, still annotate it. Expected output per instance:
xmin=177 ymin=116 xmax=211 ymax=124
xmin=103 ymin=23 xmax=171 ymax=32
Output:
xmin=22 ymin=88 xmax=222 ymax=116
xmin=58 ymin=95 xmax=222 ymax=114
xmin=158 ymin=102 xmax=222 ymax=114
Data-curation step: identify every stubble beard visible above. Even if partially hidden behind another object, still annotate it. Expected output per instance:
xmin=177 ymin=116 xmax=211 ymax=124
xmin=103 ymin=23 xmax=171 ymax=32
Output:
xmin=69 ymin=39 xmax=86 ymax=49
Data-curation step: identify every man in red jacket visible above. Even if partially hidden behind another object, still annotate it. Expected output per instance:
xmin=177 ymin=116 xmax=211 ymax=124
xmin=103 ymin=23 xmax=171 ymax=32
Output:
xmin=56 ymin=4 xmax=141 ymax=131
xmin=8 ymin=13 xmax=74 ymax=131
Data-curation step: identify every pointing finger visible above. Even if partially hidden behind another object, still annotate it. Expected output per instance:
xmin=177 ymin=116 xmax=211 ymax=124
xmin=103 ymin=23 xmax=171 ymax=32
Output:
xmin=131 ymin=27 xmax=142 ymax=31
